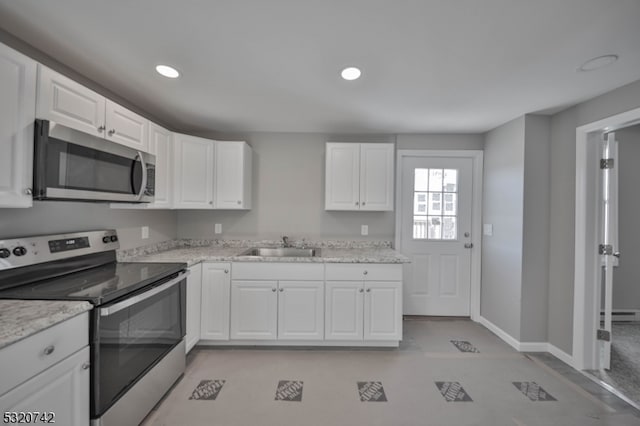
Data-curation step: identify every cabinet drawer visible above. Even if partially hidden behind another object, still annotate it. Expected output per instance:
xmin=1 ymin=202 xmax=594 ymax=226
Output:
xmin=232 ymin=263 xmax=324 ymax=281
xmin=325 ymin=263 xmax=402 ymax=281
xmin=0 ymin=312 xmax=88 ymax=396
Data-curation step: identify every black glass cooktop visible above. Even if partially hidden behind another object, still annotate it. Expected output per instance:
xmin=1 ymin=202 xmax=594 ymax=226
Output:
xmin=0 ymin=261 xmax=186 ymax=305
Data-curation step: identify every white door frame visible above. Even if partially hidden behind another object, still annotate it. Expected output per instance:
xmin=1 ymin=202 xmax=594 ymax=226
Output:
xmin=395 ymin=150 xmax=484 ymax=321
xmin=573 ymin=106 xmax=640 ymax=370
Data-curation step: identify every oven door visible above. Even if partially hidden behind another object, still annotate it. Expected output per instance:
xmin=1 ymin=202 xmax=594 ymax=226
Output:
xmin=33 ymin=119 xmax=155 ymax=203
xmin=92 ymin=272 xmax=186 ymax=417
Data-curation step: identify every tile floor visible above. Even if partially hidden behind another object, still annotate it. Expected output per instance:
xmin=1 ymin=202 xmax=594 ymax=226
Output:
xmin=141 ymin=318 xmax=640 ymax=426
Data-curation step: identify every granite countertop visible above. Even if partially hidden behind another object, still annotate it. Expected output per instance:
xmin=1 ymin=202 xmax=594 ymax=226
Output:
xmin=0 ymin=300 xmax=92 ymax=350
xmin=129 ymin=246 xmax=410 ymax=266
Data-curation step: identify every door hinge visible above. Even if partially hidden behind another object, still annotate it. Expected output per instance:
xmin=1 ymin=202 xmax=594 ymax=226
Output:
xmin=600 ymin=158 xmax=614 ymax=169
xmin=597 ymin=329 xmax=611 ymax=342
xmin=599 ymin=244 xmax=613 ymax=255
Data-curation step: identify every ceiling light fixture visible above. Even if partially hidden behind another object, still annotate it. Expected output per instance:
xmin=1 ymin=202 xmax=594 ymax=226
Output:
xmin=156 ymin=64 xmax=180 ymax=78
xmin=341 ymin=67 xmax=361 ymax=81
xmin=577 ymin=54 xmax=619 ymax=72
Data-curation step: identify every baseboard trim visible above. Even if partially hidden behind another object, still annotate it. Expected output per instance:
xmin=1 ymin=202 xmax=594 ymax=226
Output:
xmin=477 ymin=315 xmax=575 ymax=367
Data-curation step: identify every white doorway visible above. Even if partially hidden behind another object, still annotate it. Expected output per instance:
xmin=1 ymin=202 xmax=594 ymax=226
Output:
xmin=395 ymin=150 xmax=483 ymax=319
xmin=574 ymin=107 xmax=640 ymax=371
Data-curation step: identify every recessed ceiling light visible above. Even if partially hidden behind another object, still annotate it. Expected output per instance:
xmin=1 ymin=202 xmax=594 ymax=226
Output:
xmin=578 ymin=55 xmax=619 ymax=72
xmin=341 ymin=67 xmax=361 ymax=81
xmin=156 ymin=65 xmax=180 ymax=78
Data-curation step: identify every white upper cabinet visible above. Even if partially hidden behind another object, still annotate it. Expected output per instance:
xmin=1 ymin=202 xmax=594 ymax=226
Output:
xmin=36 ymin=66 xmax=105 ymax=138
xmin=214 ymin=141 xmax=252 ymax=209
xmin=173 ymin=133 xmax=215 ymax=208
xmin=325 ymin=142 xmax=394 ymax=211
xmin=148 ymin=123 xmax=173 ymax=208
xmin=36 ymin=66 xmax=148 ymax=151
xmin=360 ymin=143 xmax=394 ymax=211
xmin=0 ymin=43 xmax=36 ymax=208
xmin=105 ymin=99 xmax=148 ymax=151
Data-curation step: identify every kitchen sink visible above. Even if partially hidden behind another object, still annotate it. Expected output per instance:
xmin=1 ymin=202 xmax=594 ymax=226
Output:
xmin=238 ymin=247 xmax=321 ymax=257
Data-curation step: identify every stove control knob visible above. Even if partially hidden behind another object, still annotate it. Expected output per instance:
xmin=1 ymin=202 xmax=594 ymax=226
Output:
xmin=13 ymin=246 xmax=27 ymax=256
xmin=0 ymin=248 xmax=10 ymax=258
xmin=102 ymin=236 xmax=111 ymax=244
xmin=110 ymin=235 xmax=118 ymax=242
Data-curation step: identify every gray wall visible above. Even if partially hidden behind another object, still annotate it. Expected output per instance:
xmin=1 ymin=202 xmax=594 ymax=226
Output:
xmin=481 ymin=116 xmax=525 ymax=340
xmin=178 ymin=133 xmax=397 ymax=241
xmin=0 ymin=202 xmax=177 ymax=250
xmin=521 ymin=115 xmax=550 ymax=342
xmin=613 ymin=125 xmax=640 ymax=310
xmin=548 ymin=78 xmax=640 ymax=354
xmin=396 ymin=134 xmax=484 ymax=150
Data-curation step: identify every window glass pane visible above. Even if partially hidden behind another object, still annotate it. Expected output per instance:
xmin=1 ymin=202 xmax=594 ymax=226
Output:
xmin=443 ymin=169 xmax=458 ymax=192
xmin=442 ymin=217 xmax=457 ymax=240
xmin=427 ymin=216 xmax=442 ymax=239
xmin=428 ymin=169 xmax=443 ymax=191
xmin=413 ymin=192 xmax=428 ymax=215
xmin=428 ymin=192 xmax=442 ymax=215
xmin=414 ymin=169 xmax=429 ymax=191
xmin=443 ymin=193 xmax=457 ymax=215
xmin=413 ymin=216 xmax=428 ymax=239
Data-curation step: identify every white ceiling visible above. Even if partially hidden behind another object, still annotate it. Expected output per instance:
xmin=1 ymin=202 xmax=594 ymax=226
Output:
xmin=1 ymin=0 xmax=639 ymax=134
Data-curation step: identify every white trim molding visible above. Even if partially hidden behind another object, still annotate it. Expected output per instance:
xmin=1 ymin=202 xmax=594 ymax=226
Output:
xmin=573 ymin=106 xmax=640 ymax=370
xmin=395 ymin=149 xmax=484 ymax=321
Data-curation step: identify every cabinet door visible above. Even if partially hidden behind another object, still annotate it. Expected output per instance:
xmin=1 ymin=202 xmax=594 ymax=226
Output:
xmin=364 ymin=281 xmax=402 ymax=341
xmin=0 ymin=43 xmax=36 ymax=208
xmin=36 ymin=66 xmax=105 ymax=137
xmin=173 ymin=134 xmax=214 ymax=208
xmin=0 ymin=347 xmax=89 ymax=426
xmin=230 ymin=280 xmax=277 ymax=340
xmin=215 ymin=141 xmax=252 ymax=209
xmin=278 ymin=281 xmax=324 ymax=340
xmin=325 ymin=143 xmax=360 ymax=210
xmin=360 ymin=143 xmax=394 ymax=211
xmin=200 ymin=263 xmax=231 ymax=340
xmin=105 ymin=99 xmax=149 ymax=151
xmin=325 ymin=281 xmax=363 ymax=340
xmin=185 ymin=263 xmax=203 ymax=353
xmin=148 ymin=123 xmax=173 ymax=208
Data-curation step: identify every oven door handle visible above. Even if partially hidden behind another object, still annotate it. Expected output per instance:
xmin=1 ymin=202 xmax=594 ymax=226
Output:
xmin=99 ymin=270 xmax=190 ymax=317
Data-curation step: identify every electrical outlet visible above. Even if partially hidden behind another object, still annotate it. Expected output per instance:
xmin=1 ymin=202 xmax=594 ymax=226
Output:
xmin=141 ymin=226 xmax=149 ymax=239
xmin=483 ymin=224 xmax=493 ymax=236
xmin=214 ymin=223 xmax=222 ymax=234
xmin=361 ymin=225 xmax=369 ymax=236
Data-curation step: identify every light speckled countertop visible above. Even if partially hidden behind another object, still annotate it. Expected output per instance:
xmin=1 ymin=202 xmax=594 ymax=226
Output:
xmin=129 ymin=246 xmax=409 ymax=266
xmin=0 ymin=300 xmax=92 ymax=349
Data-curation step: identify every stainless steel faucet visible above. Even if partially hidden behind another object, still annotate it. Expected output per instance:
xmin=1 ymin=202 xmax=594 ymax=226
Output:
xmin=282 ymin=236 xmax=291 ymax=248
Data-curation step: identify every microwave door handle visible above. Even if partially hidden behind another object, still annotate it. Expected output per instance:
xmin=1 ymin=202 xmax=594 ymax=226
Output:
xmin=135 ymin=151 xmax=148 ymax=200
xmin=99 ymin=271 xmax=190 ymax=317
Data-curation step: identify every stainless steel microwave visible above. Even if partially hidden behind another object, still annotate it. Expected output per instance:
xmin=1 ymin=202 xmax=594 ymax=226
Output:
xmin=33 ymin=119 xmax=155 ymax=203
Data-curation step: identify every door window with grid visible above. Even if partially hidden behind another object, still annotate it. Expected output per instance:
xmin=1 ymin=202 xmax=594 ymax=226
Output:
xmin=413 ymin=168 xmax=458 ymax=239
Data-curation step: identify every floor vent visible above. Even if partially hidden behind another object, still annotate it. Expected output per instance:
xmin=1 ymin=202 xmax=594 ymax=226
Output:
xmin=600 ymin=310 xmax=640 ymax=322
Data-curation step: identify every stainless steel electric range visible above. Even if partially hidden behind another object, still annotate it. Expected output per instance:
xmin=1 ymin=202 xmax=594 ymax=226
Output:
xmin=0 ymin=230 xmax=188 ymax=426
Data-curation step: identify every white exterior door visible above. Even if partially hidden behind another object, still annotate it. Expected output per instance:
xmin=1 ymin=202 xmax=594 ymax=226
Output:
xmin=200 ymin=263 xmax=231 ymax=340
xmin=0 ymin=43 xmax=36 ymax=208
xmin=277 ymin=281 xmax=324 ymax=340
xmin=598 ymin=132 xmax=619 ymax=370
xmin=400 ymin=156 xmax=474 ymax=315
xmin=325 ymin=281 xmax=363 ymax=340
xmin=36 ymin=66 xmax=105 ymax=137
xmin=230 ymin=281 xmax=278 ymax=340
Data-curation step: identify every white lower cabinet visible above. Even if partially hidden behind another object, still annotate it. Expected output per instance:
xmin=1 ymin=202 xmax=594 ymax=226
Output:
xmin=364 ymin=281 xmax=403 ymax=340
xmin=200 ymin=263 xmax=231 ymax=340
xmin=185 ymin=263 xmax=203 ymax=353
xmin=230 ymin=280 xmax=278 ymax=340
xmin=0 ymin=313 xmax=89 ymax=426
xmin=325 ymin=281 xmax=364 ymax=340
xmin=277 ymin=281 xmax=324 ymax=340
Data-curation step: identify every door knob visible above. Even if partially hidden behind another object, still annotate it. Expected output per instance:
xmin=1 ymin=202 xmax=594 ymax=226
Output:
xmin=613 ymin=252 xmax=621 ymax=258
xmin=464 ymin=243 xmax=473 ymax=249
